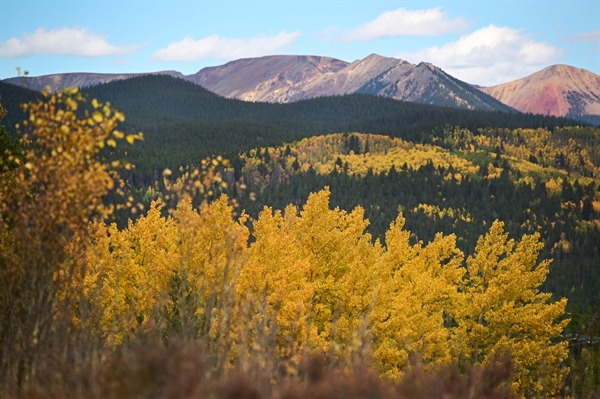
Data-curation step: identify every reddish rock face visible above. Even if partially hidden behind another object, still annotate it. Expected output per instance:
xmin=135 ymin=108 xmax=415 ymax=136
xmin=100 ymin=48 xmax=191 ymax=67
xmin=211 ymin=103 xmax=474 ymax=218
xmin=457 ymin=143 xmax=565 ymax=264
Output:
xmin=481 ymin=65 xmax=600 ymax=117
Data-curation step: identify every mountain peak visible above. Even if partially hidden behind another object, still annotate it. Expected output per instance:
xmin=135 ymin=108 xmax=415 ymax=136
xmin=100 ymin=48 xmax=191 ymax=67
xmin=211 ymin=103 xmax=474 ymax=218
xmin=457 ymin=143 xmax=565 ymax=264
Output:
xmin=3 ymin=70 xmax=185 ymax=92
xmin=481 ymin=64 xmax=600 ymax=117
xmin=363 ymin=53 xmax=391 ymax=61
xmin=416 ymin=61 xmax=437 ymax=70
xmin=187 ymin=54 xmax=349 ymax=103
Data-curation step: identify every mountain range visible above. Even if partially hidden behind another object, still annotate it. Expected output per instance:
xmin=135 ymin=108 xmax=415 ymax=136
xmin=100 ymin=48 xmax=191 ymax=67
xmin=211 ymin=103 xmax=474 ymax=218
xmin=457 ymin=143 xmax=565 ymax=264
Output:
xmin=186 ymin=54 xmax=513 ymax=113
xmin=3 ymin=54 xmax=599 ymax=120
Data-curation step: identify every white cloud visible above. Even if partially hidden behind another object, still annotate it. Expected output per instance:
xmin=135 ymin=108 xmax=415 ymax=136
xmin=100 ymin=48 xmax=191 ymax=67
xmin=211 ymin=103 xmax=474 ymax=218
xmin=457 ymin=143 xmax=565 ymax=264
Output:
xmin=0 ymin=27 xmax=138 ymax=58
xmin=568 ymin=30 xmax=600 ymax=52
xmin=151 ymin=31 xmax=301 ymax=62
xmin=568 ymin=30 xmax=600 ymax=43
xmin=397 ymin=25 xmax=563 ymax=86
xmin=341 ymin=7 xmax=468 ymax=41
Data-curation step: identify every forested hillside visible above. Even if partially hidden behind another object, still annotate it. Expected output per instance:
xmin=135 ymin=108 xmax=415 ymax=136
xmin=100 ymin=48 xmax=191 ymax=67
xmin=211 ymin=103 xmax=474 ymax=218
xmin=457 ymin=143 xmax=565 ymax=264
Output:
xmin=0 ymin=82 xmax=42 ymax=130
xmin=224 ymin=131 xmax=600 ymax=311
xmin=83 ymin=75 xmax=580 ymax=182
xmin=1 ymin=80 xmax=599 ymax=398
xmin=1 ymin=75 xmax=581 ymax=182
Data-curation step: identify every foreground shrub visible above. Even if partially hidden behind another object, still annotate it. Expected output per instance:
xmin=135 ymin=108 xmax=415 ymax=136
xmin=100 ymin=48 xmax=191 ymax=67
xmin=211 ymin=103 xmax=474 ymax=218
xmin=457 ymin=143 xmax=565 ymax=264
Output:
xmin=0 ymin=90 xmax=138 ymax=392
xmin=17 ymin=339 xmax=517 ymax=399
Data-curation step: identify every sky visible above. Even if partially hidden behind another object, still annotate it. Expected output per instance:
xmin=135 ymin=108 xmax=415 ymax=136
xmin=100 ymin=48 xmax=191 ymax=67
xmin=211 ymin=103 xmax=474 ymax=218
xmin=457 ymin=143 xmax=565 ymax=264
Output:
xmin=0 ymin=0 xmax=598 ymax=86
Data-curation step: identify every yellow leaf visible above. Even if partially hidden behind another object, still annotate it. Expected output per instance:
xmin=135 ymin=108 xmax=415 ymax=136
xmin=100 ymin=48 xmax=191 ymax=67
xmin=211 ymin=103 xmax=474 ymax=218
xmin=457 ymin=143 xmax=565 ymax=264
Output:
xmin=126 ymin=135 xmax=136 ymax=145
xmin=65 ymin=98 xmax=78 ymax=110
xmin=113 ymin=130 xmax=125 ymax=139
xmin=107 ymin=139 xmax=117 ymax=148
xmin=92 ymin=112 xmax=103 ymax=123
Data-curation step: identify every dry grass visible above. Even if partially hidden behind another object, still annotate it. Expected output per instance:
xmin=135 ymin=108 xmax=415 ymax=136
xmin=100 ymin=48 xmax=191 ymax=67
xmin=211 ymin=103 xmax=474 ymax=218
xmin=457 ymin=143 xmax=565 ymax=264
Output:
xmin=7 ymin=337 xmax=517 ymax=399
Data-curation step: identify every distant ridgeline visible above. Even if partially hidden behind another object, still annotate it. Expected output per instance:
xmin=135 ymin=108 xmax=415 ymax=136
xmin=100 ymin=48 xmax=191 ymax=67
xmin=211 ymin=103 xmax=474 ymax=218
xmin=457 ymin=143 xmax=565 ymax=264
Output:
xmin=0 ymin=75 xmax=585 ymax=182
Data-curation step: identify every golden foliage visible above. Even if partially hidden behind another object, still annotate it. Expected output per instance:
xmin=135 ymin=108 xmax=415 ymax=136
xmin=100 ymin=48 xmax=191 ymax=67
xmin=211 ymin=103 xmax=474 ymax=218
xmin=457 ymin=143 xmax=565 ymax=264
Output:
xmin=82 ymin=188 xmax=569 ymax=397
xmin=238 ymin=133 xmax=479 ymax=184
xmin=373 ymin=216 xmax=465 ymax=379
xmin=0 ymin=89 xmax=135 ymax=388
xmin=456 ymin=221 xmax=569 ymax=398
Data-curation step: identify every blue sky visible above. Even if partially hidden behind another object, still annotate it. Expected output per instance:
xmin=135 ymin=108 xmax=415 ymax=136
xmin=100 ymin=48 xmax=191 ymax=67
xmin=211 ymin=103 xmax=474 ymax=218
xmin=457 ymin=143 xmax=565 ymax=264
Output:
xmin=1 ymin=0 xmax=598 ymax=86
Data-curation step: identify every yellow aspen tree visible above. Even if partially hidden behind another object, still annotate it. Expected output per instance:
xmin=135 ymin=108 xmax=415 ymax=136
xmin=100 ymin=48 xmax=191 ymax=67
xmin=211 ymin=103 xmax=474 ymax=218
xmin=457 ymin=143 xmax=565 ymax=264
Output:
xmin=82 ymin=201 xmax=177 ymax=346
xmin=456 ymin=220 xmax=569 ymax=398
xmin=241 ymin=204 xmax=315 ymax=373
xmin=82 ymin=192 xmax=250 ymax=350
xmin=0 ymin=90 xmax=139 ymax=387
xmin=169 ymin=194 xmax=249 ymax=353
xmin=373 ymin=215 xmax=464 ymax=380
xmin=291 ymin=189 xmax=380 ymax=360
xmin=242 ymin=189 xmax=381 ymax=366
xmin=183 ymin=195 xmax=249 ymax=300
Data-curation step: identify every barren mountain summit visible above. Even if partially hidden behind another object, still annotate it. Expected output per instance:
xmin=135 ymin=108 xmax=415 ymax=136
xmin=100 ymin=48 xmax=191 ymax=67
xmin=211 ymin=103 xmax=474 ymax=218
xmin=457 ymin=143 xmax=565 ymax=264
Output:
xmin=3 ymin=71 xmax=185 ymax=93
xmin=481 ymin=65 xmax=600 ymax=117
xmin=188 ymin=54 xmax=511 ymax=111
xmin=186 ymin=55 xmax=349 ymax=103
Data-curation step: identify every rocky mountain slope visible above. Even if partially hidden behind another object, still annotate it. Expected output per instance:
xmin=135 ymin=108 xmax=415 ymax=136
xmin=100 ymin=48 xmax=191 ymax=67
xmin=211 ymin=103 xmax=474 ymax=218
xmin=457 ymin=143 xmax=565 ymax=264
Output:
xmin=190 ymin=54 xmax=512 ymax=111
xmin=186 ymin=55 xmax=348 ymax=103
xmin=480 ymin=65 xmax=600 ymax=117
